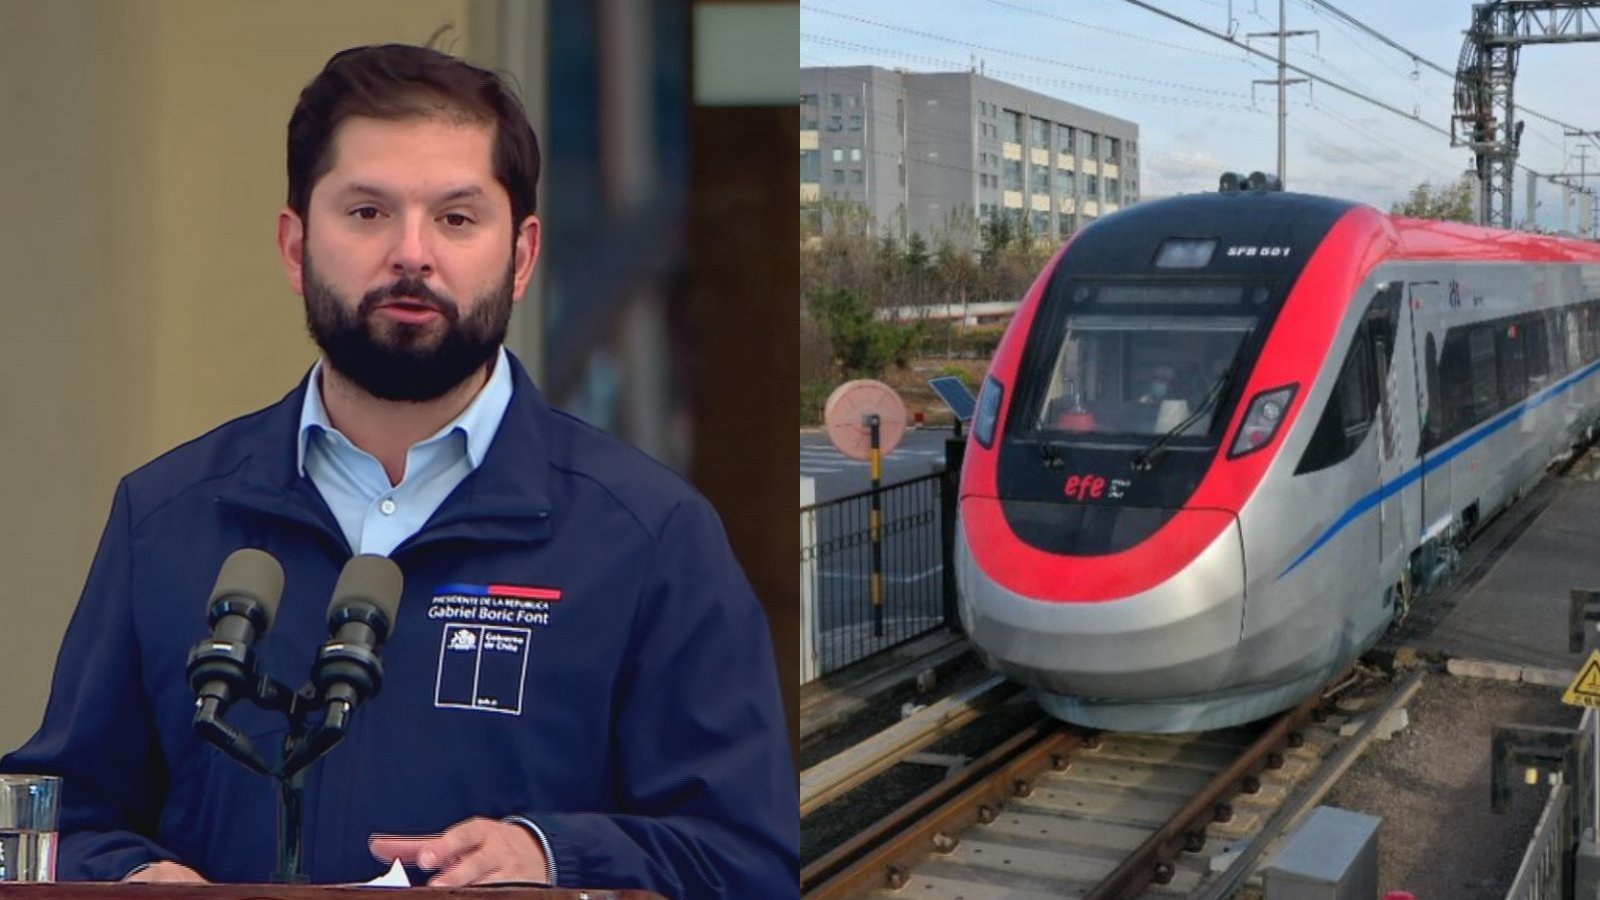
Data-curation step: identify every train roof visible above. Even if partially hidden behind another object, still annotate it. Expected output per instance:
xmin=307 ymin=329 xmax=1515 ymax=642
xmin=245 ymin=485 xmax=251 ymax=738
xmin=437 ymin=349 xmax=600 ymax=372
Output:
xmin=1386 ymin=214 xmax=1600 ymax=263
xmin=1062 ymin=191 xmax=1600 ymax=279
xmin=1060 ymin=191 xmax=1355 ymax=279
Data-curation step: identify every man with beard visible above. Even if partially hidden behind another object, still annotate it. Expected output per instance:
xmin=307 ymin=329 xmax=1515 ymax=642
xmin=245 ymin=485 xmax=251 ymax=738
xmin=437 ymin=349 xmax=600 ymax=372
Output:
xmin=0 ymin=44 xmax=797 ymax=898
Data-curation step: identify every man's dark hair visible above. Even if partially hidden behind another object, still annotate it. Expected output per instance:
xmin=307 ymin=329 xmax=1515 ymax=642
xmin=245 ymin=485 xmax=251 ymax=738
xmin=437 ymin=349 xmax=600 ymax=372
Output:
xmin=286 ymin=43 xmax=541 ymax=227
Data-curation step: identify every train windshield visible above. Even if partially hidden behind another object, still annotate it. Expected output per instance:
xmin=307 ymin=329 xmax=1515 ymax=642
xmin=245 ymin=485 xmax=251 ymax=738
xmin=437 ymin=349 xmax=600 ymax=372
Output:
xmin=1028 ymin=283 xmax=1266 ymax=440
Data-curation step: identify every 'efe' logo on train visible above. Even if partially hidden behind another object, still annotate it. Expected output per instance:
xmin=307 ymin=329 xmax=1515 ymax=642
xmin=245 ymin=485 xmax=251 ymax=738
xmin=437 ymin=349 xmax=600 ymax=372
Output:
xmin=1063 ymin=474 xmax=1130 ymax=501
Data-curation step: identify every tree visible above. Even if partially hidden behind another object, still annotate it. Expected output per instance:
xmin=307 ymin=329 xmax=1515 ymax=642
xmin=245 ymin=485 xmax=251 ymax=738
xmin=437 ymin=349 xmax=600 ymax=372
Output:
xmin=932 ymin=234 xmax=977 ymax=306
xmin=978 ymin=210 xmax=1018 ymax=269
xmin=1392 ymin=176 xmax=1474 ymax=223
xmin=807 ymin=287 xmax=921 ymax=379
xmin=903 ymin=231 xmax=931 ymax=274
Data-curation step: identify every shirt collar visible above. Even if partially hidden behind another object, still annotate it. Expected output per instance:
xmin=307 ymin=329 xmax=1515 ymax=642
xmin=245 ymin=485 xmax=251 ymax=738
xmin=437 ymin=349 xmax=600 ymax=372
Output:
xmin=296 ymin=346 xmax=515 ymax=476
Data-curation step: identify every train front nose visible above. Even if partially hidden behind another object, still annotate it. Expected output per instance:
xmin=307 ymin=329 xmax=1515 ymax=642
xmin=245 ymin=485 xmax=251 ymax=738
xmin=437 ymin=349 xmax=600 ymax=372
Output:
xmin=955 ymin=501 xmax=1247 ymax=726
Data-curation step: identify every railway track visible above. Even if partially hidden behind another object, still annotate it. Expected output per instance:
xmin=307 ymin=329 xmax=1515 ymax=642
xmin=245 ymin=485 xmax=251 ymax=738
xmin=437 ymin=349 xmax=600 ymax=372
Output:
xmin=802 ymin=667 xmax=1425 ymax=899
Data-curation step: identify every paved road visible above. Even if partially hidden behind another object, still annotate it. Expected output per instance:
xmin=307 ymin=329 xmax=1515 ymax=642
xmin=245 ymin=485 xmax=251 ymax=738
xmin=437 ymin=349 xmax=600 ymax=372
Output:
xmin=800 ymin=427 xmax=962 ymax=502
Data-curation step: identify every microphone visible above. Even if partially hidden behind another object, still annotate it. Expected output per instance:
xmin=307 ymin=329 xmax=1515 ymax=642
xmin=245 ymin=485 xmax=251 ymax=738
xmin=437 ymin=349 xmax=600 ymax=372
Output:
xmin=186 ymin=548 xmax=285 ymax=715
xmin=187 ymin=549 xmax=284 ymax=776
xmin=311 ymin=554 xmax=403 ymax=733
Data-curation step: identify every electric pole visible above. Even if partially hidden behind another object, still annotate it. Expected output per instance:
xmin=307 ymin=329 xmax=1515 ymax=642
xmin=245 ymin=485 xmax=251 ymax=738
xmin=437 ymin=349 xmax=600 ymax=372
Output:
xmin=1574 ymin=143 xmax=1587 ymax=237
xmin=1247 ymin=0 xmax=1316 ymax=186
xmin=1554 ymin=130 xmax=1600 ymax=238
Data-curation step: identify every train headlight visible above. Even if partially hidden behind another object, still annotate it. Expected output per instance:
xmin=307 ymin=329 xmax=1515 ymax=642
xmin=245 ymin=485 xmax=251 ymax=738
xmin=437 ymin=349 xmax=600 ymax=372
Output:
xmin=975 ymin=375 xmax=1004 ymax=449
xmin=1228 ymin=384 xmax=1297 ymax=458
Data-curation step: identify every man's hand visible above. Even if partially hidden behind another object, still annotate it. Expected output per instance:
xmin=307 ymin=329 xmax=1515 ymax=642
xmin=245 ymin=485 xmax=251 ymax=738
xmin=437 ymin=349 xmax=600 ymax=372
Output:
xmin=123 ymin=861 xmax=207 ymax=883
xmin=369 ymin=817 xmax=549 ymax=886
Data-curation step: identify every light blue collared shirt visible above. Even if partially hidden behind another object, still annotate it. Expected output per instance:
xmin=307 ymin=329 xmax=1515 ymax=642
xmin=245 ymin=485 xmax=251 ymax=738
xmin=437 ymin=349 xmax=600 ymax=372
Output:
xmin=297 ymin=347 xmax=514 ymax=557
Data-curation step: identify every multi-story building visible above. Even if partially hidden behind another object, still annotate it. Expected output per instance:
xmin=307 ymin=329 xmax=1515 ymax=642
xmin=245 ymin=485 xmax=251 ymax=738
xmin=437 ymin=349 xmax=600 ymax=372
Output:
xmin=801 ymin=66 xmax=1140 ymax=244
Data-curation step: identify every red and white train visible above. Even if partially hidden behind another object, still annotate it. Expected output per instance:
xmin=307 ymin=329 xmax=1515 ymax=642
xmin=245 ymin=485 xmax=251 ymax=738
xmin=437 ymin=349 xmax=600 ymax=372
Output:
xmin=957 ymin=178 xmax=1600 ymax=731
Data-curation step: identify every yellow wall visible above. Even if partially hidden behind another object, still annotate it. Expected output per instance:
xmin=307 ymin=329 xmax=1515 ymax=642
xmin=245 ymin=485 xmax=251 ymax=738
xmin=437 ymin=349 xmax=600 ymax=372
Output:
xmin=0 ymin=0 xmax=473 ymax=754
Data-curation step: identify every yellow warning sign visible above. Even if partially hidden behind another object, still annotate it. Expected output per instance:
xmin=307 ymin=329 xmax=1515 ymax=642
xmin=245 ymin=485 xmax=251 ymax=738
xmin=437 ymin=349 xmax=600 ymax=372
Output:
xmin=1563 ymin=650 xmax=1600 ymax=708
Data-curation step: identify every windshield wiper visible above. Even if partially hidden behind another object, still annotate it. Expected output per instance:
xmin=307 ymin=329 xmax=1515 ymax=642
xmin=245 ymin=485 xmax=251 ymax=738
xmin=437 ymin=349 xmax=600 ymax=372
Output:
xmin=1130 ymin=345 xmax=1247 ymax=473
xmin=1039 ymin=439 xmax=1069 ymax=469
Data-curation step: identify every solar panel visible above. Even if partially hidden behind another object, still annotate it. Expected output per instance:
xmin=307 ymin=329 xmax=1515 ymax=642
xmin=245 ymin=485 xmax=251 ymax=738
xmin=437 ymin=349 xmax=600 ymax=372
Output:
xmin=927 ymin=376 xmax=976 ymax=422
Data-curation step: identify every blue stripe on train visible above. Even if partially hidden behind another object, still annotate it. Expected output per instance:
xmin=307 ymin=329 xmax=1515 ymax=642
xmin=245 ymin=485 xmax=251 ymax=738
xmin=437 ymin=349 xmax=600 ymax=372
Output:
xmin=1276 ymin=356 xmax=1600 ymax=580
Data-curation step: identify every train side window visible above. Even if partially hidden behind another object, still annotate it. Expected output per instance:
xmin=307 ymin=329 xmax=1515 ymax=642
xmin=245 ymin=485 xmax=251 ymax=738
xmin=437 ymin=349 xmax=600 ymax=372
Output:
xmin=1295 ymin=325 xmax=1375 ymax=475
xmin=1422 ymin=333 xmax=1443 ymax=452
xmin=1525 ymin=316 xmax=1549 ymax=384
xmin=1434 ymin=318 xmax=1538 ymax=444
xmin=1437 ymin=329 xmax=1474 ymax=445
xmin=1580 ymin=299 xmax=1593 ymax=358
xmin=1468 ymin=326 xmax=1497 ymax=421
xmin=1593 ymin=302 xmax=1600 ymax=363
xmin=1585 ymin=303 xmax=1600 ymax=364
xmin=1585 ymin=305 xmax=1595 ymax=366
xmin=1364 ymin=284 xmax=1400 ymax=376
xmin=1497 ymin=321 xmax=1527 ymax=404
xmin=1570 ymin=309 xmax=1582 ymax=367
xmin=1543 ymin=311 xmax=1564 ymax=379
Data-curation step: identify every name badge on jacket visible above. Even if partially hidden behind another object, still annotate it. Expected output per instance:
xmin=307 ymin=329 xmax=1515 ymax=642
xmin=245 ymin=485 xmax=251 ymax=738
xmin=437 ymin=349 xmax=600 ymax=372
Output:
xmin=428 ymin=583 xmax=560 ymax=715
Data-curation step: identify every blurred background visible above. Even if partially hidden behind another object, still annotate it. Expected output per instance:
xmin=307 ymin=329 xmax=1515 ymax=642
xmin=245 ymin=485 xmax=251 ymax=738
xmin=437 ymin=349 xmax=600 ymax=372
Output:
xmin=0 ymin=0 xmax=797 ymax=753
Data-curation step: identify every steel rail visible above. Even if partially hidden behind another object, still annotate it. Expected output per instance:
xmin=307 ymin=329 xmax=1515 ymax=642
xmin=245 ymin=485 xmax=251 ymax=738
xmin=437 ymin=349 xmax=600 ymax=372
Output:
xmin=1194 ymin=667 xmax=1428 ymax=900
xmin=1083 ymin=680 xmax=1332 ymax=899
xmin=801 ymin=715 xmax=1076 ymax=897
xmin=801 ymin=675 xmax=1018 ymax=816
xmin=803 ymin=665 xmax=1386 ymax=899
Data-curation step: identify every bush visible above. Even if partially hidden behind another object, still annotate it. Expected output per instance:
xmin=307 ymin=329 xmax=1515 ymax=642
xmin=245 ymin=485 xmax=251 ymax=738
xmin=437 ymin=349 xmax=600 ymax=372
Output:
xmin=809 ymin=287 xmax=923 ymax=379
xmin=953 ymin=325 xmax=1007 ymax=359
xmin=933 ymin=365 xmax=976 ymax=389
xmin=799 ymin=311 xmax=832 ymax=383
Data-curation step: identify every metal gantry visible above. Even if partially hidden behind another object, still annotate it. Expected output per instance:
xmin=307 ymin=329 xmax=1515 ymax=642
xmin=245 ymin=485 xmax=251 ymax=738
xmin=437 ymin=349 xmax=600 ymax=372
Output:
xmin=1452 ymin=1 xmax=1600 ymax=227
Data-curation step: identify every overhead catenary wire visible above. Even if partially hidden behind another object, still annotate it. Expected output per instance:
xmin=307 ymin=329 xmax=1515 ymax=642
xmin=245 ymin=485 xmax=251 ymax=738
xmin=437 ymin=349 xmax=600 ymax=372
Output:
xmin=1305 ymin=0 xmax=1451 ymax=77
xmin=1120 ymin=0 xmax=1445 ymax=134
xmin=1305 ymin=100 xmax=1461 ymax=185
xmin=806 ymin=10 xmax=1393 ymax=199
xmin=1117 ymin=0 xmax=1574 ymax=186
xmin=801 ymin=1 xmax=1585 ymax=206
xmin=1289 ymin=5 xmax=1449 ymax=118
xmin=1296 ymin=0 xmax=1430 ymax=90
xmin=1300 ymin=0 xmax=1588 ymax=157
xmin=982 ymin=0 xmax=1248 ymax=62
xmin=1287 ymin=118 xmax=1441 ymax=191
xmin=802 ymin=33 xmax=1258 ymax=111
xmin=975 ymin=0 xmax=1461 ymax=190
xmin=803 ymin=3 xmax=1253 ymax=100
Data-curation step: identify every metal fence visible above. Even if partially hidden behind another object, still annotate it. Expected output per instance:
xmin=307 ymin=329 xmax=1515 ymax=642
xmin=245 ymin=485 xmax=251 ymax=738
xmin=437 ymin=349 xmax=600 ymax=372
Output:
xmin=1506 ymin=782 xmax=1572 ymax=900
xmin=800 ymin=470 xmax=955 ymax=680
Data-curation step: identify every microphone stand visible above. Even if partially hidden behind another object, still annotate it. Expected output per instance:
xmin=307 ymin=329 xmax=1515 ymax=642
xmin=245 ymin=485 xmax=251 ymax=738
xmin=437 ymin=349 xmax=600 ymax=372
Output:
xmin=192 ymin=669 xmax=354 ymax=883
xmin=188 ymin=555 xmax=398 ymax=885
xmin=277 ymin=741 xmax=308 ymax=884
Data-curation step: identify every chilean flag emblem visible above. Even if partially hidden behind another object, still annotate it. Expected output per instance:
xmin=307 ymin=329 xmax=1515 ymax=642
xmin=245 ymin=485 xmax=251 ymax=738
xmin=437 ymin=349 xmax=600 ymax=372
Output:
xmin=436 ymin=582 xmax=563 ymax=602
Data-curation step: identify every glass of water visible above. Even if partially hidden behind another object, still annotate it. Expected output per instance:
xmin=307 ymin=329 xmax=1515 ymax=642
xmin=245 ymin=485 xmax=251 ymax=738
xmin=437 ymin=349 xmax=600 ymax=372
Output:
xmin=0 ymin=774 xmax=59 ymax=882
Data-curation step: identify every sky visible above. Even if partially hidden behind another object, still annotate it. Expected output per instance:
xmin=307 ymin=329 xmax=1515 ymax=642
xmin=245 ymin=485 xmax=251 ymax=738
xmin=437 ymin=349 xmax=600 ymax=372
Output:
xmin=800 ymin=0 xmax=1600 ymax=231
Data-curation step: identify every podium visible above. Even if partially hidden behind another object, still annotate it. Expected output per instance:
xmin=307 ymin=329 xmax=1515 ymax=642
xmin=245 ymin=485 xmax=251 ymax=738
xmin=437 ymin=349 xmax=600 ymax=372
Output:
xmin=0 ymin=886 xmax=664 ymax=899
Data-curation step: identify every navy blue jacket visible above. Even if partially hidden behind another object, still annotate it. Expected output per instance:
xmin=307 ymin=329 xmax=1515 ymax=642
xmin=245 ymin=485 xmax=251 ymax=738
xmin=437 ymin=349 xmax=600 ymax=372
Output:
xmin=2 ymin=355 xmax=798 ymax=897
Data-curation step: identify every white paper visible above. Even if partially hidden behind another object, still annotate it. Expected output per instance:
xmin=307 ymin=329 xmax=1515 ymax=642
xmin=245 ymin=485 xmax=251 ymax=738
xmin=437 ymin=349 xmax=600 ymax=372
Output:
xmin=361 ymin=859 xmax=413 ymax=887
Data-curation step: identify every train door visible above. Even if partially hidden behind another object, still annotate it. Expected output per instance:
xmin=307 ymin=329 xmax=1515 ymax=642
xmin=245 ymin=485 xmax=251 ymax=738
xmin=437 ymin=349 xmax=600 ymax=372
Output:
xmin=1367 ymin=284 xmax=1410 ymax=584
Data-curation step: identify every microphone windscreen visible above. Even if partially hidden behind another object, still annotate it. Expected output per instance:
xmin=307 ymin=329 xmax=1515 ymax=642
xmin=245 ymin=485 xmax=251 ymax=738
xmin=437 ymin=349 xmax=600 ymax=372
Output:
xmin=207 ymin=548 xmax=285 ymax=631
xmin=327 ymin=554 xmax=404 ymax=629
